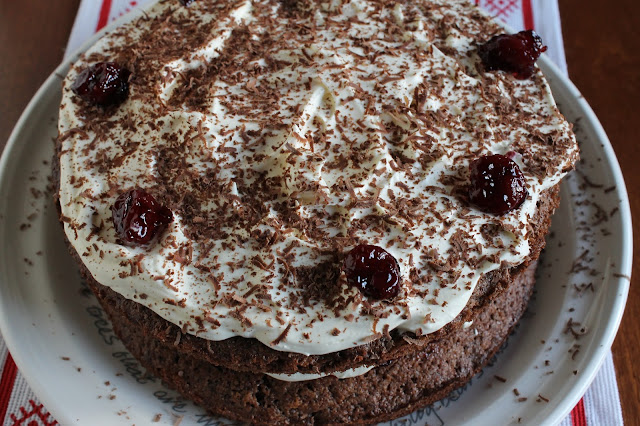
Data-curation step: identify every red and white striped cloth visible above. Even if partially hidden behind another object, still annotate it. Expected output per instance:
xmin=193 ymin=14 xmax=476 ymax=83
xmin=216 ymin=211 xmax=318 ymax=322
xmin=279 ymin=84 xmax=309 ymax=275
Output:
xmin=0 ymin=0 xmax=624 ymax=424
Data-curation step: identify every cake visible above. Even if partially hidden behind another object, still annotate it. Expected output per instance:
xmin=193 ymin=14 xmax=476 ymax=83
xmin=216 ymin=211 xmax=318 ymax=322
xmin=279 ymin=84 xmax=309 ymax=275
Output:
xmin=55 ymin=0 xmax=579 ymax=423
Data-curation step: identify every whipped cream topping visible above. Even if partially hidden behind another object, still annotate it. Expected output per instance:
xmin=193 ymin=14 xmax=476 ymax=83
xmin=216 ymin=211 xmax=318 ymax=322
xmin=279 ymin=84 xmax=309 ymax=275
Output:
xmin=58 ymin=0 xmax=578 ymax=356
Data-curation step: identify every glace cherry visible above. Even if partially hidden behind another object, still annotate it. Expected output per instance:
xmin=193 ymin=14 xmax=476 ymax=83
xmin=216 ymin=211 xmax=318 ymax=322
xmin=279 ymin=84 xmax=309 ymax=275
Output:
xmin=478 ymin=30 xmax=547 ymax=79
xmin=344 ymin=244 xmax=401 ymax=300
xmin=71 ymin=62 xmax=131 ymax=106
xmin=468 ymin=154 xmax=528 ymax=215
xmin=112 ymin=189 xmax=173 ymax=245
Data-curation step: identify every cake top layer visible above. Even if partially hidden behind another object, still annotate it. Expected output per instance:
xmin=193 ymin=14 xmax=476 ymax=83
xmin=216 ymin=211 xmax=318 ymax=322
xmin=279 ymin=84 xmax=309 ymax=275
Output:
xmin=58 ymin=0 xmax=578 ymax=355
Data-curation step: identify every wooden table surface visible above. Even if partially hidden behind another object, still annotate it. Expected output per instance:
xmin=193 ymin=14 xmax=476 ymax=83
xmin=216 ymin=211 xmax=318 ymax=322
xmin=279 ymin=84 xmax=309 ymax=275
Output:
xmin=0 ymin=1 xmax=637 ymax=423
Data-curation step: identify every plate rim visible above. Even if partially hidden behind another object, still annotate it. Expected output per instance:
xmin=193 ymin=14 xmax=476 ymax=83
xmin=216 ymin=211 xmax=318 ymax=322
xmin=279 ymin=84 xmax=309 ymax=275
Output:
xmin=535 ymin=55 xmax=633 ymax=425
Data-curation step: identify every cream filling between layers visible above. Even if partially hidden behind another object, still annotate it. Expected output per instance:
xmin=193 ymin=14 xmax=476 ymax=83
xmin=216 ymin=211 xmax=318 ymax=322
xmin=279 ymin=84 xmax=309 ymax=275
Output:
xmin=58 ymin=0 xmax=578 ymax=356
xmin=266 ymin=365 xmax=375 ymax=382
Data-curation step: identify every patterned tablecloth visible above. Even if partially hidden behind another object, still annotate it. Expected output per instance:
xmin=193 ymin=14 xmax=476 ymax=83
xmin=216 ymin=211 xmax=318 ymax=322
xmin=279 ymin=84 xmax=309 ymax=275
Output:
xmin=0 ymin=0 xmax=624 ymax=424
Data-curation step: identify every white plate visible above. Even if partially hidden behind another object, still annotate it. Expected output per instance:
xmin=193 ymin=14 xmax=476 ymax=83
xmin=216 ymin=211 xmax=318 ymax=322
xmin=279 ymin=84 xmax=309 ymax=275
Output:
xmin=0 ymin=18 xmax=633 ymax=426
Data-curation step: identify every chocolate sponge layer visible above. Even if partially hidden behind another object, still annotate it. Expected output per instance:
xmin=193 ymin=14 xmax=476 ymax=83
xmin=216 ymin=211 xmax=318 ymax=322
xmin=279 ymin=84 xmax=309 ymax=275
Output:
xmin=95 ymin=258 xmax=538 ymax=424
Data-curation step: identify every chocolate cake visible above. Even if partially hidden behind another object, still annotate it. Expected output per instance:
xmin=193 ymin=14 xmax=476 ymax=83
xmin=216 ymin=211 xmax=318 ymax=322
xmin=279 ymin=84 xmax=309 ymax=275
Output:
xmin=55 ymin=0 xmax=579 ymax=423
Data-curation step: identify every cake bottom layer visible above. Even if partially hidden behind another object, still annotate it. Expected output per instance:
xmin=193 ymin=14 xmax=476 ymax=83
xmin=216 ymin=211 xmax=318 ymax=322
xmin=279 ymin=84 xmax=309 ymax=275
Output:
xmin=91 ymin=260 xmax=537 ymax=425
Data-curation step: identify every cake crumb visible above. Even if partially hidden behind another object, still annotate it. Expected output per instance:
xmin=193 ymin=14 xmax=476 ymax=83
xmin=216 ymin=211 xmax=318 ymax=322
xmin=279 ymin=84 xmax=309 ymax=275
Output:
xmin=537 ymin=394 xmax=550 ymax=403
xmin=613 ymin=273 xmax=630 ymax=280
xmin=152 ymin=414 xmax=162 ymax=422
xmin=564 ymin=318 xmax=588 ymax=339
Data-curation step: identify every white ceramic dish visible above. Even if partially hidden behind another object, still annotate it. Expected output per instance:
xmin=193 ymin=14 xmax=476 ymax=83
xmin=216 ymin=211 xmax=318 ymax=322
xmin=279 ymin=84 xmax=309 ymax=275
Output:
xmin=0 ymin=10 xmax=632 ymax=426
